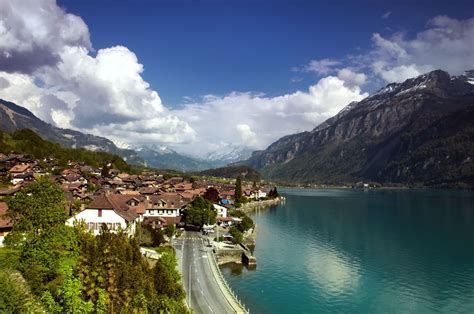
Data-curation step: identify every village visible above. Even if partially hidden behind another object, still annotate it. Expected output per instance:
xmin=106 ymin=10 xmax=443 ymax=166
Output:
xmin=0 ymin=152 xmax=279 ymax=248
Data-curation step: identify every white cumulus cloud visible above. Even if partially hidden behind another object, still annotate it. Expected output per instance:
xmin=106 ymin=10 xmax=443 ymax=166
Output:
xmin=0 ymin=0 xmax=195 ymax=148
xmin=173 ymin=76 xmax=368 ymax=155
xmin=370 ymin=16 xmax=474 ymax=82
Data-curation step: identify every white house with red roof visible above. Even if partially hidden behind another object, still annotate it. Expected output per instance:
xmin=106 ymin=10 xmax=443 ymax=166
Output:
xmin=66 ymin=193 xmax=141 ymax=236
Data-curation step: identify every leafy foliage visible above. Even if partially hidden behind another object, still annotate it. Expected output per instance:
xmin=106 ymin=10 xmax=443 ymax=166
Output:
xmin=183 ymin=196 xmax=216 ymax=226
xmin=268 ymin=187 xmax=280 ymax=198
xmin=6 ymin=176 xmax=68 ymax=241
xmin=229 ymin=210 xmax=254 ymax=232
xmin=229 ymin=226 xmax=243 ymax=244
xmin=2 ymin=179 xmax=188 ymax=313
xmin=203 ymin=187 xmax=220 ymax=203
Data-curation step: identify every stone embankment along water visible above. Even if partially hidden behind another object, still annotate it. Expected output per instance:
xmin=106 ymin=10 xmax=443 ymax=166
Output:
xmin=239 ymin=197 xmax=286 ymax=213
xmin=208 ymin=249 xmax=250 ymax=313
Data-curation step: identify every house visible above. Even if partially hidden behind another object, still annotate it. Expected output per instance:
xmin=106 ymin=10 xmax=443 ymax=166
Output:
xmin=11 ymin=173 xmax=34 ymax=185
xmin=220 ymin=190 xmax=235 ymax=200
xmin=164 ymin=177 xmax=184 ymax=185
xmin=141 ymin=193 xmax=188 ymax=229
xmin=8 ymin=164 xmax=30 ymax=175
xmin=174 ymin=183 xmax=193 ymax=192
xmin=66 ymin=193 xmax=140 ymax=237
xmin=217 ymin=216 xmax=241 ymax=227
xmin=213 ymin=204 xmax=227 ymax=218
xmin=143 ymin=193 xmax=188 ymax=219
xmin=256 ymin=188 xmax=267 ymax=199
xmin=139 ymin=187 xmax=160 ymax=195
xmin=217 ymin=217 xmax=234 ymax=227
xmin=0 ymin=202 xmax=13 ymax=246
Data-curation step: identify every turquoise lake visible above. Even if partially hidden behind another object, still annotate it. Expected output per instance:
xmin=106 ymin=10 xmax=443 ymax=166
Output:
xmin=221 ymin=188 xmax=474 ymax=313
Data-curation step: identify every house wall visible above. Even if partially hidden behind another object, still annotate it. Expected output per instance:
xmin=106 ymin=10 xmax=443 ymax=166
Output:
xmin=11 ymin=178 xmax=24 ymax=185
xmin=66 ymin=208 xmax=132 ymax=236
xmin=213 ymin=204 xmax=227 ymax=218
xmin=143 ymin=208 xmax=180 ymax=218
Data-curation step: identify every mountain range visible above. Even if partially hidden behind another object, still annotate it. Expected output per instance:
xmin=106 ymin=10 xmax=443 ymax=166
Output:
xmin=245 ymin=70 xmax=474 ymax=187
xmin=133 ymin=144 xmax=252 ymax=171
xmin=0 ymin=98 xmax=251 ymax=171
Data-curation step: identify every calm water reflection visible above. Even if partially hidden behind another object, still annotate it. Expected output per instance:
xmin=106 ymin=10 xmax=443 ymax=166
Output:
xmin=222 ymin=188 xmax=474 ymax=313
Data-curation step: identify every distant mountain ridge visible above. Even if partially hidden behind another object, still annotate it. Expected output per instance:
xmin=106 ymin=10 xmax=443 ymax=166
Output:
xmin=245 ymin=70 xmax=474 ymax=187
xmin=0 ymin=98 xmax=143 ymax=164
xmin=0 ymin=98 xmax=251 ymax=171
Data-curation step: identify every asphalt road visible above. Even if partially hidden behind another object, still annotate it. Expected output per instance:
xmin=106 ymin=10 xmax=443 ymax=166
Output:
xmin=174 ymin=231 xmax=236 ymax=314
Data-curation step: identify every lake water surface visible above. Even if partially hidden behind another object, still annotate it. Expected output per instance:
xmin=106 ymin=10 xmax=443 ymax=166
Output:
xmin=222 ymin=188 xmax=474 ymax=313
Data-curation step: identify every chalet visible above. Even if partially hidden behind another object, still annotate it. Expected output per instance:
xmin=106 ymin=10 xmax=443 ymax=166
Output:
xmin=139 ymin=187 xmax=160 ymax=195
xmin=0 ymin=202 xmax=13 ymax=246
xmin=141 ymin=193 xmax=189 ymax=229
xmin=11 ymin=173 xmax=34 ymax=185
xmin=143 ymin=193 xmax=188 ymax=219
xmin=220 ymin=190 xmax=235 ymax=200
xmin=174 ymin=183 xmax=193 ymax=192
xmin=2 ymin=154 xmax=31 ymax=167
xmin=217 ymin=216 xmax=241 ymax=227
xmin=8 ymin=164 xmax=30 ymax=175
xmin=165 ymin=177 xmax=184 ymax=185
xmin=66 ymin=193 xmax=140 ymax=236
xmin=178 ymin=191 xmax=197 ymax=202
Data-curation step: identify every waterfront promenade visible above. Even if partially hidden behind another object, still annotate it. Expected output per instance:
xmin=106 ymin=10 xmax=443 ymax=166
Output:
xmin=174 ymin=231 xmax=248 ymax=314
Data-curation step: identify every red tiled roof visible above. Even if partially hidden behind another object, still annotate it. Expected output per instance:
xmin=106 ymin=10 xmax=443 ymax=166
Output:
xmin=87 ymin=194 xmax=139 ymax=222
xmin=8 ymin=164 xmax=29 ymax=173
xmin=217 ymin=217 xmax=233 ymax=222
xmin=148 ymin=193 xmax=189 ymax=209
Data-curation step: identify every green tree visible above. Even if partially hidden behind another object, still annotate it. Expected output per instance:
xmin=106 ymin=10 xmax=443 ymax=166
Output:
xmin=229 ymin=226 xmax=243 ymax=244
xmin=237 ymin=215 xmax=254 ymax=232
xmin=164 ymin=225 xmax=176 ymax=239
xmin=235 ymin=176 xmax=243 ymax=202
xmin=6 ymin=176 xmax=68 ymax=241
xmin=183 ymin=196 xmax=216 ymax=226
xmin=100 ymin=163 xmax=110 ymax=178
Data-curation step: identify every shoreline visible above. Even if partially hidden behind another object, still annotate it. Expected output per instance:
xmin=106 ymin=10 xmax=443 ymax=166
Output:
xmin=238 ymin=196 xmax=285 ymax=214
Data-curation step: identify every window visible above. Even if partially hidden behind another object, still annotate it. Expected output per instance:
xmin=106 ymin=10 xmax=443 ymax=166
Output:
xmin=98 ymin=209 xmax=102 ymax=217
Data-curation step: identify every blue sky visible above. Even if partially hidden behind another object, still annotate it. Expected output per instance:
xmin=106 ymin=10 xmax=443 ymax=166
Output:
xmin=0 ymin=0 xmax=473 ymax=156
xmin=58 ymin=0 xmax=474 ymax=107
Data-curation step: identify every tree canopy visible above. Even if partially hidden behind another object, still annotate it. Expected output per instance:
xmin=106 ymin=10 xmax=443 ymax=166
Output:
xmin=183 ymin=196 xmax=216 ymax=226
xmin=6 ymin=176 xmax=68 ymax=242
xmin=1 ymin=178 xmax=188 ymax=313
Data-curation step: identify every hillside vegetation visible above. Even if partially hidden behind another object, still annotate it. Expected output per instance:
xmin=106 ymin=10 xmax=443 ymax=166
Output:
xmin=198 ymin=165 xmax=261 ymax=181
xmin=0 ymin=129 xmax=132 ymax=173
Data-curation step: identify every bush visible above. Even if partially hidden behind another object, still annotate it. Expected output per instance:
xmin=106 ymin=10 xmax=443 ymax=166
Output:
xmin=229 ymin=226 xmax=243 ymax=244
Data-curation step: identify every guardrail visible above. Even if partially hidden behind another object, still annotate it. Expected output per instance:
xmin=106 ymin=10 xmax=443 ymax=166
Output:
xmin=208 ymin=248 xmax=250 ymax=313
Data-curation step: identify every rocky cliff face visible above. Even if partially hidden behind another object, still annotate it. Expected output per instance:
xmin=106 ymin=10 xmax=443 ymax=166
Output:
xmin=246 ymin=70 xmax=474 ymax=186
xmin=0 ymin=98 xmax=143 ymax=164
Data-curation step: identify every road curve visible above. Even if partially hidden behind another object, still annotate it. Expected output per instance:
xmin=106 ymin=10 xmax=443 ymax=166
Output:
xmin=174 ymin=231 xmax=245 ymax=314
